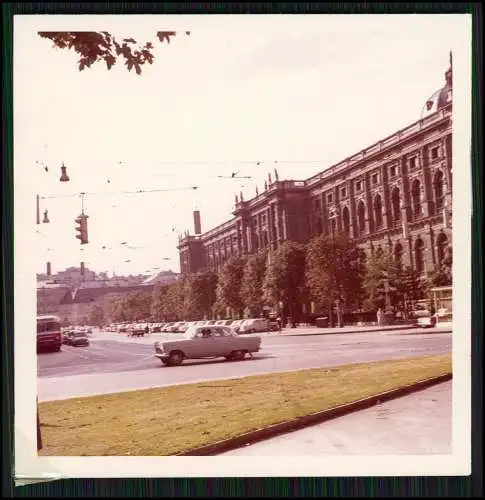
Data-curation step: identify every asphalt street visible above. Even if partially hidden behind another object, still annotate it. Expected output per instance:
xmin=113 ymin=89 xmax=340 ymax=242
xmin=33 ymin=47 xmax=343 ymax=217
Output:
xmin=220 ymin=381 xmax=452 ymax=455
xmin=38 ymin=328 xmax=451 ymax=402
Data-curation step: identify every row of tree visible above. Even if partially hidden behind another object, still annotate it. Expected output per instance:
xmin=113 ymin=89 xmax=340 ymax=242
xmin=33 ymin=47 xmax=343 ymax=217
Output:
xmin=89 ymin=234 xmax=451 ymax=326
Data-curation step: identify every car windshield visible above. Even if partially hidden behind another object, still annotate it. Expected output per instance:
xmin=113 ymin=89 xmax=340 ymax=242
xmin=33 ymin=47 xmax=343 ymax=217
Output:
xmin=73 ymin=332 xmax=86 ymax=337
xmin=37 ymin=321 xmax=60 ymax=333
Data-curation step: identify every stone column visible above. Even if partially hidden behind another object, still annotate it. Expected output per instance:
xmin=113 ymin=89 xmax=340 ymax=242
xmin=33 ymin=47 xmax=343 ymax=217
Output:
xmin=241 ymin=218 xmax=248 ymax=254
xmin=349 ymin=184 xmax=357 ymax=239
xmin=280 ymin=204 xmax=288 ymax=241
xmin=381 ymin=165 xmax=392 ymax=229
xmin=419 ymin=146 xmax=432 ymax=217
xmin=400 ymin=156 xmax=411 ymax=227
xmin=364 ymin=173 xmax=373 ymax=234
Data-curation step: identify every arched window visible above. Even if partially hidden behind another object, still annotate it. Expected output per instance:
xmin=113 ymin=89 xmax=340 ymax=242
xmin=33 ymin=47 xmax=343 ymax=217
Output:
xmin=436 ymin=233 xmax=448 ymax=265
xmin=342 ymin=206 xmax=351 ymax=236
xmin=330 ymin=217 xmax=337 ymax=235
xmin=374 ymin=194 xmax=383 ymax=229
xmin=415 ymin=238 xmax=425 ymax=273
xmin=411 ymin=180 xmax=422 ymax=219
xmin=391 ymin=187 xmax=401 ymax=224
xmin=434 ymin=170 xmax=444 ymax=210
xmin=394 ymin=243 xmax=403 ymax=267
xmin=315 ymin=217 xmax=323 ymax=235
xmin=357 ymin=201 xmax=366 ymax=235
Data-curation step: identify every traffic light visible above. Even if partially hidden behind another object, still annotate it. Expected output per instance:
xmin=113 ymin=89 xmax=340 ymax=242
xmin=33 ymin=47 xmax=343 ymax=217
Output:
xmin=75 ymin=214 xmax=89 ymax=244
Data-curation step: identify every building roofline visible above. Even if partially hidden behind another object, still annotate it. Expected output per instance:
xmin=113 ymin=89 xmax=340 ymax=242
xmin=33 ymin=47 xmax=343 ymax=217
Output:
xmin=180 ymin=104 xmax=452 ymax=244
xmin=306 ymin=104 xmax=451 ymax=187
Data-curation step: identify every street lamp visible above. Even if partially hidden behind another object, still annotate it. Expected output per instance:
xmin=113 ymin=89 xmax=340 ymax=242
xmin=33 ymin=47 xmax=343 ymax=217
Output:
xmin=59 ymin=162 xmax=70 ymax=182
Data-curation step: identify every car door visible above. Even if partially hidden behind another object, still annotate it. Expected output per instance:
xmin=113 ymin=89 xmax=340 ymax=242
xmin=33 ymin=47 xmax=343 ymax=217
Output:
xmin=207 ymin=326 xmax=230 ymax=357
xmin=190 ymin=328 xmax=214 ymax=358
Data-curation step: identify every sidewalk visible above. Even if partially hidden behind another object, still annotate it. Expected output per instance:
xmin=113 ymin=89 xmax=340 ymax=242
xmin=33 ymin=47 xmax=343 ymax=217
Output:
xmin=220 ymin=380 xmax=452 ymax=455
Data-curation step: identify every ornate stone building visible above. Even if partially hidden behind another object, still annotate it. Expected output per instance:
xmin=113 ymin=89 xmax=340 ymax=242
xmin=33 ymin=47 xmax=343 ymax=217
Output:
xmin=178 ymin=56 xmax=453 ymax=279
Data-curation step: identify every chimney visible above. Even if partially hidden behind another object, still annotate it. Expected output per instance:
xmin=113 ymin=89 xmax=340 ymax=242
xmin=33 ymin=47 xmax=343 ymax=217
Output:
xmin=46 ymin=262 xmax=51 ymax=276
xmin=193 ymin=210 xmax=202 ymax=235
xmin=80 ymin=261 xmax=85 ymax=276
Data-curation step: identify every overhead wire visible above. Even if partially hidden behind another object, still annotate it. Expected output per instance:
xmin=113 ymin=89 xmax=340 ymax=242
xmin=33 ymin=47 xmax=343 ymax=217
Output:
xmin=40 ymin=185 xmax=198 ymax=200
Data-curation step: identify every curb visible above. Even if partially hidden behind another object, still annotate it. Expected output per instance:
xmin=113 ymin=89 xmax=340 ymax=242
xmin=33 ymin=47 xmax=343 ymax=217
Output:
xmin=176 ymin=373 xmax=452 ymax=456
xmin=281 ymin=325 xmax=415 ymax=337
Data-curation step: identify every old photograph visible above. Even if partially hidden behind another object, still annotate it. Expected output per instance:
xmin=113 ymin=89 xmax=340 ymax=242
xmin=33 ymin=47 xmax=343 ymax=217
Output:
xmin=14 ymin=14 xmax=471 ymax=478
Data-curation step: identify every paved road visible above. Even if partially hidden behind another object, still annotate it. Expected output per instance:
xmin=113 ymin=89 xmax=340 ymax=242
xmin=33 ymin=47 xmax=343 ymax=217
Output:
xmin=38 ymin=329 xmax=451 ymax=402
xmin=220 ymin=381 xmax=452 ymax=455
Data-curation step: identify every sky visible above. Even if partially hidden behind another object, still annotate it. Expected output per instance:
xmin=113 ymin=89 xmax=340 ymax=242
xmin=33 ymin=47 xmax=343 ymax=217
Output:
xmin=14 ymin=14 xmax=470 ymax=276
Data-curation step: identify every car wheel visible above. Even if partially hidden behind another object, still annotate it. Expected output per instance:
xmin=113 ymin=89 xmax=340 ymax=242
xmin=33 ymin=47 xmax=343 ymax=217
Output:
xmin=53 ymin=346 xmax=61 ymax=352
xmin=231 ymin=350 xmax=245 ymax=361
xmin=167 ymin=350 xmax=184 ymax=366
xmin=161 ymin=359 xmax=171 ymax=366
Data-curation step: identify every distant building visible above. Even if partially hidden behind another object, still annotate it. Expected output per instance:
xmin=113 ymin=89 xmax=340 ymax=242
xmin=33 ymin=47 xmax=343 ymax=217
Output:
xmin=178 ymin=55 xmax=453 ymax=279
xmin=142 ymin=270 xmax=179 ymax=286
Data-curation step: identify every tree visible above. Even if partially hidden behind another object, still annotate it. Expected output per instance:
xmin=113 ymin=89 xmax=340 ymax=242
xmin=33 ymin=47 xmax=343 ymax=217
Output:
xmin=306 ymin=234 xmax=365 ymax=314
xmin=427 ymin=245 xmax=453 ymax=287
xmin=88 ymin=304 xmax=105 ymax=327
xmin=109 ymin=295 xmax=128 ymax=322
xmin=151 ymin=284 xmax=169 ymax=320
xmin=161 ymin=279 xmax=186 ymax=321
xmin=183 ymin=270 xmax=218 ymax=321
xmin=362 ymin=250 xmax=426 ymax=314
xmin=362 ymin=250 xmax=390 ymax=311
xmin=125 ymin=290 xmax=152 ymax=321
xmin=397 ymin=265 xmax=427 ymax=313
xmin=38 ymin=31 xmax=191 ymax=75
xmin=241 ymin=251 xmax=268 ymax=317
xmin=263 ymin=242 xmax=307 ymax=322
xmin=214 ymin=256 xmax=247 ymax=318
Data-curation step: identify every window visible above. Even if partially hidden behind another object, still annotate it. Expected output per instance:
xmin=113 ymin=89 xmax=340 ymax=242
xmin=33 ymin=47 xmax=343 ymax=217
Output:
xmin=374 ymin=194 xmax=383 ymax=228
xmin=315 ymin=217 xmax=323 ymax=235
xmin=434 ymin=170 xmax=444 ymax=210
xmin=391 ymin=187 xmax=401 ymax=224
xmin=342 ymin=206 xmax=350 ymax=235
xmin=372 ymin=173 xmax=379 ymax=185
xmin=327 ymin=193 xmax=333 ymax=204
xmin=313 ymin=198 xmax=321 ymax=211
xmin=389 ymin=165 xmax=398 ymax=177
xmin=411 ymin=179 xmax=422 ymax=218
xmin=394 ymin=243 xmax=403 ymax=267
xmin=357 ymin=201 xmax=366 ymax=235
xmin=415 ymin=239 xmax=425 ymax=273
xmin=436 ymin=233 xmax=449 ymax=265
xmin=37 ymin=320 xmax=60 ymax=334
xmin=409 ymin=156 xmax=417 ymax=170
xmin=341 ymin=187 xmax=347 ymax=198
xmin=356 ymin=180 xmax=362 ymax=192
xmin=431 ymin=147 xmax=439 ymax=160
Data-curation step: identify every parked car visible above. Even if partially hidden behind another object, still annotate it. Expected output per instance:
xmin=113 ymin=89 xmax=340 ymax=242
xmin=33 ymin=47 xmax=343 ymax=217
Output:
xmin=153 ymin=325 xmax=262 ymax=366
xmin=239 ymin=318 xmax=270 ymax=334
xmin=65 ymin=331 xmax=90 ymax=347
xmin=129 ymin=324 xmax=148 ymax=337
xmin=416 ymin=314 xmax=437 ymax=328
xmin=230 ymin=319 xmax=245 ymax=333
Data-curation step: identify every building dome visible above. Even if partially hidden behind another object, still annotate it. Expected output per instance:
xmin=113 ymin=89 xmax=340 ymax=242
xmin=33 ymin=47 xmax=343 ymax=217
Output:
xmin=422 ymin=52 xmax=453 ymax=118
